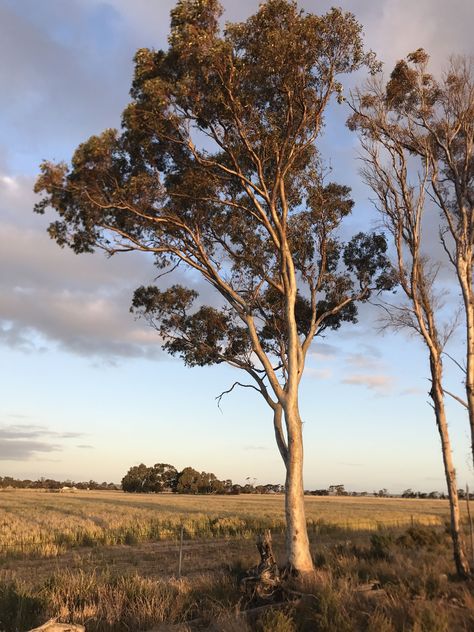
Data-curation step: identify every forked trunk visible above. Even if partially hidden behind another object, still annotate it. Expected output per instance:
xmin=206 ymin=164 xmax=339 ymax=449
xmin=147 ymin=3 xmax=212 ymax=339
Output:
xmin=430 ymin=358 xmax=471 ymax=578
xmin=283 ymin=399 xmax=314 ymax=575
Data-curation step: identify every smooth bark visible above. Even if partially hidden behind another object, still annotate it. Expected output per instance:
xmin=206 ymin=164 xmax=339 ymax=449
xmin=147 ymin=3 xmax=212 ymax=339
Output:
xmin=349 ymin=79 xmax=472 ymax=577
xmin=430 ymin=358 xmax=471 ymax=578
xmin=283 ymin=399 xmax=313 ymax=573
xmin=458 ymin=264 xmax=474 ymax=465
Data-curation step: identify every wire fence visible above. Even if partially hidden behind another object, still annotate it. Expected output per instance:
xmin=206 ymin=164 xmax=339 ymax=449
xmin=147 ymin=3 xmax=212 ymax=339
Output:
xmin=1 ymin=513 xmax=471 ymax=561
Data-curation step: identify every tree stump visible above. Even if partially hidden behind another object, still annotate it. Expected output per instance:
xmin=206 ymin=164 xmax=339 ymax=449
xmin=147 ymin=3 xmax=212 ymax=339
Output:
xmin=241 ymin=530 xmax=281 ymax=601
xmin=27 ymin=620 xmax=85 ymax=632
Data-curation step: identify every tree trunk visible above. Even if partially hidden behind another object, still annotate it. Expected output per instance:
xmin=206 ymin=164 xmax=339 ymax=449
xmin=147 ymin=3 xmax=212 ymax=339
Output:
xmin=459 ymin=265 xmax=474 ymax=466
xmin=283 ymin=398 xmax=314 ymax=575
xmin=430 ymin=358 xmax=471 ymax=578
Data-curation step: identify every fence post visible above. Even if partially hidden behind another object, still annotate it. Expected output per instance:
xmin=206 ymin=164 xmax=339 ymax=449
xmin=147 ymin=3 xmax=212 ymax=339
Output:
xmin=178 ymin=524 xmax=184 ymax=578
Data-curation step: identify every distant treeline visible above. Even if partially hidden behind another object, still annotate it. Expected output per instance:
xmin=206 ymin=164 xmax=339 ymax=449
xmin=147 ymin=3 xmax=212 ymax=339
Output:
xmin=121 ymin=463 xmax=284 ymax=495
xmin=121 ymin=471 xmax=468 ymax=498
xmin=0 ymin=476 xmax=119 ymax=490
xmin=2 ymin=473 xmax=466 ymax=499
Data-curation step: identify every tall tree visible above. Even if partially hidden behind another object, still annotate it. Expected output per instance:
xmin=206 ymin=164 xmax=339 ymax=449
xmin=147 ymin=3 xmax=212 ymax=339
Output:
xmin=351 ymin=51 xmax=474 ymax=462
xmin=34 ymin=0 xmax=393 ymax=574
xmin=349 ymin=50 xmax=472 ymax=578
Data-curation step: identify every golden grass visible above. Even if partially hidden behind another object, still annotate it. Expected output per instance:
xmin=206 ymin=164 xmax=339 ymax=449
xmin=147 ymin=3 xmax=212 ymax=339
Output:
xmin=1 ymin=524 xmax=474 ymax=632
xmin=0 ymin=491 xmax=473 ymax=631
xmin=0 ymin=489 xmax=456 ymax=560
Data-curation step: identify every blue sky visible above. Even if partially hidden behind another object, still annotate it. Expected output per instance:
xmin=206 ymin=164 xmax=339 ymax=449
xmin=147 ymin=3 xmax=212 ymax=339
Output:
xmin=1 ymin=0 xmax=473 ymax=492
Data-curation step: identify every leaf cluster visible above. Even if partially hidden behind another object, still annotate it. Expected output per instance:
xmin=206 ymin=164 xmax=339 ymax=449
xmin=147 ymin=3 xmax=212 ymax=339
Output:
xmin=35 ymin=0 xmax=394 ymax=391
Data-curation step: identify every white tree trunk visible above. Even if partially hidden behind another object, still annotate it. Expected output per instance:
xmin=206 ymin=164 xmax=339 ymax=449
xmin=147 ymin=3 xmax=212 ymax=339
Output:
xmin=430 ymin=358 xmax=471 ymax=578
xmin=459 ymin=263 xmax=474 ymax=466
xmin=283 ymin=398 xmax=314 ymax=574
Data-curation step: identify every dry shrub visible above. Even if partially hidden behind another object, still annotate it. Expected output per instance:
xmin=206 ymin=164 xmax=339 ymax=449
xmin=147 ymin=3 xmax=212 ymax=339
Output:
xmin=364 ymin=609 xmax=396 ymax=632
xmin=41 ymin=569 xmax=241 ymax=631
xmin=45 ymin=570 xmax=189 ymax=630
xmin=256 ymin=608 xmax=296 ymax=632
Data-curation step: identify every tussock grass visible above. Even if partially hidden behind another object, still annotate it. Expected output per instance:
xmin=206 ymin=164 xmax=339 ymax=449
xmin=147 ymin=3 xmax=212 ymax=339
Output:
xmin=0 ymin=570 xmax=243 ymax=631
xmin=0 ymin=525 xmax=474 ymax=631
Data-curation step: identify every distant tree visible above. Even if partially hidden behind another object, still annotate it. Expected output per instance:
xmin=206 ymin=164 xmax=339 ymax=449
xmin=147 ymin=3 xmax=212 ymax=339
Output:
xmin=34 ymin=0 xmax=393 ymax=574
xmin=197 ymin=471 xmax=219 ymax=494
xmin=222 ymin=479 xmax=233 ymax=494
xmin=145 ymin=463 xmax=178 ymax=492
xmin=329 ymin=484 xmax=347 ymax=496
xmin=122 ymin=463 xmax=149 ymax=493
xmin=176 ymin=467 xmax=201 ymax=494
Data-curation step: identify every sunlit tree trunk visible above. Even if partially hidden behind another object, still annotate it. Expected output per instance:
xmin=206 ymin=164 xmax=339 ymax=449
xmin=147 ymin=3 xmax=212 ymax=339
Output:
xmin=283 ymin=398 xmax=314 ymax=574
xmin=430 ymin=357 xmax=471 ymax=578
xmin=458 ymin=259 xmax=474 ymax=465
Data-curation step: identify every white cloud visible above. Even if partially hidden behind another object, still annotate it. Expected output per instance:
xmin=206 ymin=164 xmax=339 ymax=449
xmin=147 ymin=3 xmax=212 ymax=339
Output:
xmin=304 ymin=367 xmax=333 ymax=380
xmin=342 ymin=373 xmax=395 ymax=394
xmin=0 ymin=424 xmax=84 ymax=461
xmin=310 ymin=342 xmax=340 ymax=360
xmin=400 ymin=387 xmax=425 ymax=396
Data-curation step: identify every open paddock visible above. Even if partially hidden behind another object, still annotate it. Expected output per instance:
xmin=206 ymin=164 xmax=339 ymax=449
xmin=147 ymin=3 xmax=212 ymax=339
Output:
xmin=1 ymin=490 xmax=473 ymax=631
xmin=0 ymin=489 xmax=461 ymax=559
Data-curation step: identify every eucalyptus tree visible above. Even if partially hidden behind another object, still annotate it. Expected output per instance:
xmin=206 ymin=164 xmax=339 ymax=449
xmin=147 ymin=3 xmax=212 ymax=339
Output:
xmin=351 ymin=50 xmax=474 ymax=462
xmin=35 ymin=0 xmax=393 ymax=574
xmin=349 ymin=50 xmax=472 ymax=578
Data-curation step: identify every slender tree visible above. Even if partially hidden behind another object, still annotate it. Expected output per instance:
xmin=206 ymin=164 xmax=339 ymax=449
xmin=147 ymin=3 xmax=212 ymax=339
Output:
xmin=34 ymin=0 xmax=393 ymax=574
xmin=352 ymin=50 xmax=474 ymax=462
xmin=349 ymin=51 xmax=472 ymax=578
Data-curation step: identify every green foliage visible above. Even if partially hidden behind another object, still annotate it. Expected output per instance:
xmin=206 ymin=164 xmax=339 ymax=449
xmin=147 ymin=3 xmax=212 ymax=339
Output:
xmin=35 ymin=0 xmax=394 ymax=388
xmin=121 ymin=462 xmax=234 ymax=494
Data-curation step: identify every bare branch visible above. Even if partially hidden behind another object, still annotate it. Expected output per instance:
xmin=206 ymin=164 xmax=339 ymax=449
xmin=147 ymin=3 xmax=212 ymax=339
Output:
xmin=215 ymin=381 xmax=262 ymax=410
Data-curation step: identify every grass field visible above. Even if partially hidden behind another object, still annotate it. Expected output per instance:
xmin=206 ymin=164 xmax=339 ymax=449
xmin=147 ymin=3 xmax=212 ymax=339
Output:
xmin=0 ymin=490 xmax=473 ymax=631
xmin=0 ymin=489 xmax=458 ymax=559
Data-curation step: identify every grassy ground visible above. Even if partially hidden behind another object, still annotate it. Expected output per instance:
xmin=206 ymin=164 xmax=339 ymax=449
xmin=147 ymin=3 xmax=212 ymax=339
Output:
xmin=0 ymin=490 xmax=473 ymax=631
xmin=0 ymin=489 xmax=456 ymax=558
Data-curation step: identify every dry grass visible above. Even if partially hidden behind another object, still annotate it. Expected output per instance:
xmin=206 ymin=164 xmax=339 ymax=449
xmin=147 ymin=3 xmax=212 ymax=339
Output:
xmin=0 ymin=489 xmax=455 ymax=560
xmin=1 ymin=491 xmax=473 ymax=630
xmin=1 ymin=525 xmax=474 ymax=631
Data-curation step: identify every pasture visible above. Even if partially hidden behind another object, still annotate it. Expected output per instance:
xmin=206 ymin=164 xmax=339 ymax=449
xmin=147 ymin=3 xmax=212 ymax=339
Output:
xmin=1 ymin=490 xmax=473 ymax=631
xmin=0 ymin=489 xmax=455 ymax=559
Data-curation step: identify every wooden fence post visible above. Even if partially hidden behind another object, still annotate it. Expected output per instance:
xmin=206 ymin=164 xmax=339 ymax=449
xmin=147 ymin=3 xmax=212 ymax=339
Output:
xmin=178 ymin=524 xmax=184 ymax=578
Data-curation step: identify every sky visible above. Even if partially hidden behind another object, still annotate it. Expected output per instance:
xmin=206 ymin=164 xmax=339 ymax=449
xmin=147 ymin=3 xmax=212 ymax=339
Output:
xmin=1 ymin=0 xmax=473 ymax=492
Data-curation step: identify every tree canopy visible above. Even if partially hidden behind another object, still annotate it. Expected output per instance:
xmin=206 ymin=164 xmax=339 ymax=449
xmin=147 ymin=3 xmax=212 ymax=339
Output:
xmin=34 ymin=0 xmax=394 ymax=574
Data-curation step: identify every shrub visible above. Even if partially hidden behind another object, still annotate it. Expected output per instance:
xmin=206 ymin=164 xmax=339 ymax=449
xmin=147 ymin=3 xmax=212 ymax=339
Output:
xmin=369 ymin=533 xmax=394 ymax=560
xmin=396 ymin=526 xmax=444 ymax=549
